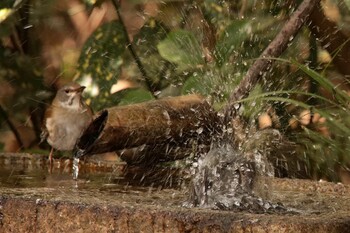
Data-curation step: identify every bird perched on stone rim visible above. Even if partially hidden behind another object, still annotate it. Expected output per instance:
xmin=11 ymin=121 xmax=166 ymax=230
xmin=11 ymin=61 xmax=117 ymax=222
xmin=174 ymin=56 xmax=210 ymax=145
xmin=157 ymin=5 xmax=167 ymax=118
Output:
xmin=41 ymin=82 xmax=93 ymax=164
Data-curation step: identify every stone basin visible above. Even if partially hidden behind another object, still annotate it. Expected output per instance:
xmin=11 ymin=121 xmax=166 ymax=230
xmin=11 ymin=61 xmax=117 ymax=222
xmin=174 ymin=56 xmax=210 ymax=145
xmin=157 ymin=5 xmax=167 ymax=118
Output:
xmin=0 ymin=153 xmax=349 ymax=232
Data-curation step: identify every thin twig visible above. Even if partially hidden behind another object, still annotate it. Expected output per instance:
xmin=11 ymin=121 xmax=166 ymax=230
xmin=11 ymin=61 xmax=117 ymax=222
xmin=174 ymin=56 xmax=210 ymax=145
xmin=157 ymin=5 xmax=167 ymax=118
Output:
xmin=224 ymin=0 xmax=321 ymax=121
xmin=10 ymin=27 xmax=24 ymax=54
xmin=0 ymin=104 xmax=24 ymax=149
xmin=239 ymin=0 xmax=247 ymax=18
xmin=110 ymin=0 xmax=157 ymax=96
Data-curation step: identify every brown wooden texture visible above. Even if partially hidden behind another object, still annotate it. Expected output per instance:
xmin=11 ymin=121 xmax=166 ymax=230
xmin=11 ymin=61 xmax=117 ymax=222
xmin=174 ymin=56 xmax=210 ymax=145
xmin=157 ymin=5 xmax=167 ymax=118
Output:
xmin=75 ymin=95 xmax=218 ymax=158
xmin=118 ymin=144 xmax=210 ymax=165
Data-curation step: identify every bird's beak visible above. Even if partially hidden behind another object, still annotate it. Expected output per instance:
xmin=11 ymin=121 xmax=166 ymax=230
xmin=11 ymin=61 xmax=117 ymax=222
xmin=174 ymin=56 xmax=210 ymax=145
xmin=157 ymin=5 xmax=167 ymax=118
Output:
xmin=76 ymin=86 xmax=86 ymax=93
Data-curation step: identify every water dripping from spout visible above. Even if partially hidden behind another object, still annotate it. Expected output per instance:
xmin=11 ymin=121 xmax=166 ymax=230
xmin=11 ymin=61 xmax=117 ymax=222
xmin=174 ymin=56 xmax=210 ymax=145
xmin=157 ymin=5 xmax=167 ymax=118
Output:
xmin=72 ymin=157 xmax=80 ymax=180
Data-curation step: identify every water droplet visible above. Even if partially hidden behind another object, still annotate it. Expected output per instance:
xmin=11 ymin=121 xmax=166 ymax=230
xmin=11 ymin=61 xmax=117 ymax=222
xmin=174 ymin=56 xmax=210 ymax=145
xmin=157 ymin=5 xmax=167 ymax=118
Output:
xmin=139 ymin=144 xmax=146 ymax=151
xmin=154 ymin=91 xmax=162 ymax=96
xmin=196 ymin=127 xmax=203 ymax=134
xmin=72 ymin=158 xmax=80 ymax=180
xmin=165 ymin=128 xmax=171 ymax=136
xmin=179 ymin=128 xmax=183 ymax=137
xmin=23 ymin=25 xmax=33 ymax=29
xmin=217 ymin=112 xmax=225 ymax=118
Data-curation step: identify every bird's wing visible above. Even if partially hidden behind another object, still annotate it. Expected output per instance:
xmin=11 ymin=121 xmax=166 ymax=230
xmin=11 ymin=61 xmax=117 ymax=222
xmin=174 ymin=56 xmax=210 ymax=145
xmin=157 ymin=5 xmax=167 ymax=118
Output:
xmin=40 ymin=106 xmax=52 ymax=144
xmin=40 ymin=130 xmax=48 ymax=144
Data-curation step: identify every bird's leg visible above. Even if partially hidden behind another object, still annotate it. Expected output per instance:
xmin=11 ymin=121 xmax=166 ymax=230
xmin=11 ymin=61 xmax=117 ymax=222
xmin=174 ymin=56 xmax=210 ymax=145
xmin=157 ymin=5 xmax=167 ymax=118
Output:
xmin=49 ymin=147 xmax=54 ymax=173
xmin=49 ymin=147 xmax=54 ymax=162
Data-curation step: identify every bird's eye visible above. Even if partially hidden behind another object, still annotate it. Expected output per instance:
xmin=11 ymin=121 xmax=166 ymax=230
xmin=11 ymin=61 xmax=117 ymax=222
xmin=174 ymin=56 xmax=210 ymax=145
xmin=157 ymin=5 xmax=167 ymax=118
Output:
xmin=65 ymin=90 xmax=70 ymax=94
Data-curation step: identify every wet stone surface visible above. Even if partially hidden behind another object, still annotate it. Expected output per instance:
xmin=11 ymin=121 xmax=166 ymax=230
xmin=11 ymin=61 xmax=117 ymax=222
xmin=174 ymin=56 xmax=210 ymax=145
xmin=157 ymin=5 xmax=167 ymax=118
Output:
xmin=0 ymin=153 xmax=350 ymax=232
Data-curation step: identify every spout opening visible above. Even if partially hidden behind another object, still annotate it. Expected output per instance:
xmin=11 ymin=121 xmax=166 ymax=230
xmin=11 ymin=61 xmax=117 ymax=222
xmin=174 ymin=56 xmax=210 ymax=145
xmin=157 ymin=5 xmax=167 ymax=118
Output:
xmin=74 ymin=110 xmax=108 ymax=158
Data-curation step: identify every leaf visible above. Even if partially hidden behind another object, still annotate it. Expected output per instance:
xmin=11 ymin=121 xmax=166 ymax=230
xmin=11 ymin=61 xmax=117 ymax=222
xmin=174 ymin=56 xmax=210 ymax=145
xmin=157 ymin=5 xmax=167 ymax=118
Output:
xmin=157 ymin=29 xmax=204 ymax=71
xmin=0 ymin=1 xmax=17 ymax=9
xmin=0 ymin=8 xmax=12 ymax=23
xmin=77 ymin=20 xmax=127 ymax=81
xmin=181 ymin=74 xmax=210 ymax=96
xmin=0 ymin=8 xmax=15 ymax=37
xmin=132 ymin=21 xmax=168 ymax=81
xmin=118 ymin=88 xmax=155 ymax=106
xmin=77 ymin=21 xmax=128 ymax=110
xmin=294 ymin=61 xmax=350 ymax=104
xmin=214 ymin=17 xmax=279 ymax=67
xmin=0 ymin=1 xmax=31 ymax=37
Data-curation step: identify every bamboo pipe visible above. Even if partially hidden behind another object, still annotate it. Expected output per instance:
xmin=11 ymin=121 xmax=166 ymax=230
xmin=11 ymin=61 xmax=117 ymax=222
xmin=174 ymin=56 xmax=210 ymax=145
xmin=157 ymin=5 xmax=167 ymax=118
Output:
xmin=74 ymin=95 xmax=218 ymax=159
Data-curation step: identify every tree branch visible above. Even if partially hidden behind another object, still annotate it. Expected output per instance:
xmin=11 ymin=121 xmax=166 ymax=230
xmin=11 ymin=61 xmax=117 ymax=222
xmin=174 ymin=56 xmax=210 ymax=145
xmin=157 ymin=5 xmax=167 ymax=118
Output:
xmin=224 ymin=0 xmax=321 ymax=121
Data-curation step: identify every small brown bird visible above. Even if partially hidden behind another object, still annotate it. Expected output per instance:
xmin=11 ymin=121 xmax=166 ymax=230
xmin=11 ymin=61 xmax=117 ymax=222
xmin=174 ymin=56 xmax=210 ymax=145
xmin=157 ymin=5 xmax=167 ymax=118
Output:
xmin=41 ymin=82 xmax=93 ymax=163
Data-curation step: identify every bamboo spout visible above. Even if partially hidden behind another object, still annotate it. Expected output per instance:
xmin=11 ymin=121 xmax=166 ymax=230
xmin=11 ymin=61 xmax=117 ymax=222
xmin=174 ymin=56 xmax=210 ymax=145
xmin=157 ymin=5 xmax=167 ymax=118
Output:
xmin=74 ymin=95 xmax=218 ymax=159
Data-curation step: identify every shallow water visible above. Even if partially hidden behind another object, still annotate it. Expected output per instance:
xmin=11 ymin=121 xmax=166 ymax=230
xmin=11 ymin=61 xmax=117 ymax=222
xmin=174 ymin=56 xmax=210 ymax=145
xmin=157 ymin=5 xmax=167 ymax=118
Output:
xmin=2 ymin=153 xmax=350 ymax=233
xmin=0 ymin=152 xmax=188 ymax=207
xmin=0 ymin=153 xmax=116 ymax=188
xmin=0 ymin=153 xmax=182 ymax=193
xmin=1 ymin=152 xmax=350 ymax=216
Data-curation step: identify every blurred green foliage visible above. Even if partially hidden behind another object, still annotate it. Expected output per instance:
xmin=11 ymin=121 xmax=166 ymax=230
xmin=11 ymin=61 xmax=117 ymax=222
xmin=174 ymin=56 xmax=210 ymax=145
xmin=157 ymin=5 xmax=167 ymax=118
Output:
xmin=78 ymin=21 xmax=126 ymax=81
xmin=77 ymin=21 xmax=127 ymax=109
xmin=236 ymin=59 xmax=350 ymax=181
xmin=73 ymin=0 xmax=288 ymax=110
xmin=157 ymin=29 xmax=205 ymax=71
xmin=132 ymin=20 xmax=168 ymax=87
xmin=0 ymin=0 xmax=46 ymax=120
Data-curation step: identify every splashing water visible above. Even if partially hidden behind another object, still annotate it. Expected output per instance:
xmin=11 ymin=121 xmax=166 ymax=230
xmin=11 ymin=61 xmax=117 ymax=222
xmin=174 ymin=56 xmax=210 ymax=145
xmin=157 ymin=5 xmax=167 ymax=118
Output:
xmin=72 ymin=157 xmax=80 ymax=180
xmin=188 ymin=143 xmax=254 ymax=209
xmin=187 ymin=129 xmax=285 ymax=213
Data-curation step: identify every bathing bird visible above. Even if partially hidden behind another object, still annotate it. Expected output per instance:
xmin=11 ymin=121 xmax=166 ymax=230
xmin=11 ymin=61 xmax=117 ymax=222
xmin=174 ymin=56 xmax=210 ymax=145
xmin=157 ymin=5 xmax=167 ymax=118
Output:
xmin=41 ymin=82 xmax=93 ymax=163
